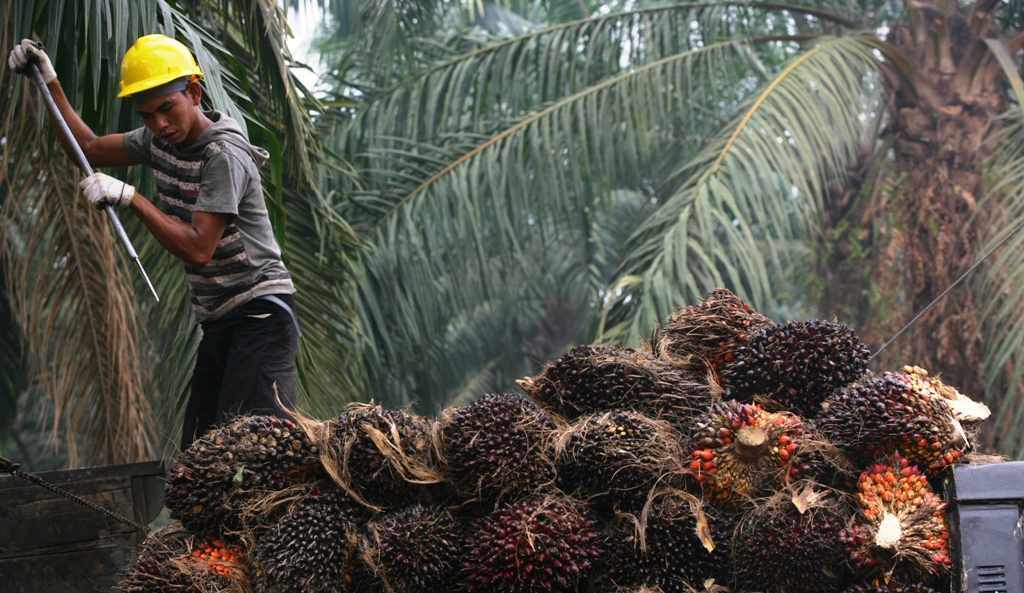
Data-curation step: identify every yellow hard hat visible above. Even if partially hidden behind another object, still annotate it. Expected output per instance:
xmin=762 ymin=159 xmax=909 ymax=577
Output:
xmin=118 ymin=34 xmax=203 ymax=98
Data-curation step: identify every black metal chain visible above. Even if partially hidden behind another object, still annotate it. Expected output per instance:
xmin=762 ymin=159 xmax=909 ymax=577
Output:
xmin=0 ymin=456 xmax=150 ymax=534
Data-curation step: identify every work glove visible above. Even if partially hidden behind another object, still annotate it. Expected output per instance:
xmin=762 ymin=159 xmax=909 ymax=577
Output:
xmin=8 ymin=39 xmax=57 ymax=84
xmin=80 ymin=173 xmax=135 ymax=210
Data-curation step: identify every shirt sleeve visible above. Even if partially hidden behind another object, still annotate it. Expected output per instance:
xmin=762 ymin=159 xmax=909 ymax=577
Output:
xmin=122 ymin=127 xmax=154 ymax=166
xmin=196 ymin=149 xmax=249 ymax=219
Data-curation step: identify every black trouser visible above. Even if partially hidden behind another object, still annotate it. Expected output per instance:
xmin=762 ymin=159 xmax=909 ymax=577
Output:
xmin=180 ymin=294 xmax=299 ymax=449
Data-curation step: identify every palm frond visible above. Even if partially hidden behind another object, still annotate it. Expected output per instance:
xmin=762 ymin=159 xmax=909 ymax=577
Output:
xmin=971 ymin=112 xmax=1024 ymax=456
xmin=0 ymin=80 xmax=154 ymax=466
xmin=322 ymin=4 xmax=862 ymax=409
xmin=600 ymin=35 xmax=892 ymax=344
xmin=329 ymin=2 xmax=857 ymax=157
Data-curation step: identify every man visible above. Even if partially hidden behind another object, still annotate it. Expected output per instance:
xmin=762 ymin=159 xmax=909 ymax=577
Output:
xmin=8 ymin=35 xmax=300 ymax=449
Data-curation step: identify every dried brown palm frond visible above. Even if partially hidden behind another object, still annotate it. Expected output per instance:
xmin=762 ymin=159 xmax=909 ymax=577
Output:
xmin=0 ymin=56 xmax=153 ymax=466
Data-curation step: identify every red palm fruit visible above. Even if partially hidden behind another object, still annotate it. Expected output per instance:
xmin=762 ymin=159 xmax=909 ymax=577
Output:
xmin=555 ymin=410 xmax=685 ymax=512
xmin=438 ymin=393 xmax=556 ymax=502
xmin=358 ymin=504 xmax=464 ymax=593
xmin=687 ymin=400 xmax=808 ymax=507
xmin=720 ymin=320 xmax=870 ymax=415
xmin=517 ymin=345 xmax=707 ymax=423
xmin=648 ymin=288 xmax=773 ymax=379
xmin=462 ymin=496 xmax=605 ymax=593
xmin=119 ymin=522 xmax=247 ymax=593
xmin=164 ymin=415 xmax=322 ymax=534
xmin=838 ymin=454 xmax=951 ymax=580
xmin=325 ymin=404 xmax=439 ymax=508
xmin=816 ymin=373 xmax=971 ymax=474
xmin=603 ymin=491 xmax=731 ymax=593
xmin=251 ymin=484 xmax=365 ymax=593
xmin=842 ymin=580 xmax=941 ymax=593
xmin=731 ymin=486 xmax=849 ymax=593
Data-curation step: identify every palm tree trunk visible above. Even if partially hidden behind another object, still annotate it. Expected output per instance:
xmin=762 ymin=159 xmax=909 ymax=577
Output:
xmin=821 ymin=1 xmax=1014 ymax=450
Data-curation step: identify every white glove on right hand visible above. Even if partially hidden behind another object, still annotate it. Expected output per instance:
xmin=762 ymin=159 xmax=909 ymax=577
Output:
xmin=8 ymin=39 xmax=57 ymax=84
xmin=80 ymin=173 xmax=135 ymax=210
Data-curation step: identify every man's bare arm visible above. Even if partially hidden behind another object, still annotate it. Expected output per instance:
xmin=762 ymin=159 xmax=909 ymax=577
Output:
xmin=129 ymin=195 xmax=229 ymax=269
xmin=43 ymin=81 xmax=137 ymax=168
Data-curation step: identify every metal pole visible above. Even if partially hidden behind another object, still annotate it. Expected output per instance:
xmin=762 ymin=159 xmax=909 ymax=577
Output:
xmin=25 ymin=62 xmax=160 ymax=302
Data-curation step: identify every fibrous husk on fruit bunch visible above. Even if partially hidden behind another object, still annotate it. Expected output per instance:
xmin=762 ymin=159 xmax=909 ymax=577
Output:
xmin=462 ymin=495 xmax=605 ymax=593
xmin=554 ymin=410 xmax=686 ymax=513
xmin=357 ymin=504 xmax=464 ymax=593
xmin=686 ymin=401 xmax=810 ymax=508
xmin=603 ymin=490 xmax=731 ymax=593
xmin=436 ymin=392 xmax=557 ymax=504
xmin=250 ymin=482 xmax=365 ymax=593
xmin=720 ymin=320 xmax=871 ymax=416
xmin=815 ymin=372 xmax=975 ymax=474
xmin=165 ymin=416 xmax=323 ymax=533
xmin=323 ymin=403 xmax=442 ymax=509
xmin=837 ymin=454 xmax=951 ymax=581
xmin=609 ymin=585 xmax=729 ymax=593
xmin=516 ymin=345 xmax=707 ymax=424
xmin=902 ymin=365 xmax=991 ymax=443
xmin=730 ymin=483 xmax=851 ymax=593
xmin=841 ymin=580 xmax=941 ymax=593
xmin=118 ymin=522 xmax=248 ymax=593
xmin=648 ymin=288 xmax=773 ymax=379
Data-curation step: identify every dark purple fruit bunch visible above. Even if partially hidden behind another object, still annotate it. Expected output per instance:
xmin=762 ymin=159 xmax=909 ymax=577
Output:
xmin=687 ymin=401 xmax=807 ymax=507
xmin=648 ymin=288 xmax=773 ymax=379
xmin=359 ymin=504 xmax=464 ymax=593
xmin=720 ymin=320 xmax=870 ymax=415
xmin=325 ymin=404 xmax=438 ymax=507
xmin=816 ymin=374 xmax=967 ymax=474
xmin=556 ymin=410 xmax=684 ymax=512
xmin=842 ymin=581 xmax=941 ymax=593
xmin=604 ymin=492 xmax=731 ymax=593
xmin=462 ymin=496 xmax=605 ymax=593
xmin=165 ymin=415 xmax=322 ymax=533
xmin=118 ymin=522 xmax=246 ymax=593
xmin=439 ymin=393 xmax=556 ymax=502
xmin=516 ymin=346 xmax=700 ymax=420
xmin=251 ymin=484 xmax=365 ymax=593
xmin=731 ymin=488 xmax=849 ymax=593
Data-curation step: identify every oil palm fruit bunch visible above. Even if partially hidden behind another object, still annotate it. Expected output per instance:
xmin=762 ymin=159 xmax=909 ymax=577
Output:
xmin=648 ymin=288 xmax=773 ymax=379
xmin=165 ymin=415 xmax=322 ymax=533
xmin=516 ymin=345 xmax=701 ymax=420
xmin=119 ymin=523 xmax=247 ymax=593
xmin=902 ymin=365 xmax=991 ymax=444
xmin=816 ymin=372 xmax=972 ymax=474
xmin=250 ymin=483 xmax=365 ymax=593
xmin=438 ymin=392 xmax=557 ymax=502
xmin=358 ymin=504 xmax=464 ymax=593
xmin=720 ymin=320 xmax=871 ymax=416
xmin=842 ymin=581 xmax=940 ymax=593
xmin=687 ymin=400 xmax=807 ymax=507
xmin=603 ymin=491 xmax=731 ymax=593
xmin=555 ymin=410 xmax=685 ymax=512
xmin=325 ymin=403 xmax=439 ymax=508
xmin=838 ymin=454 xmax=951 ymax=579
xmin=462 ymin=495 xmax=605 ymax=593
xmin=731 ymin=485 xmax=850 ymax=593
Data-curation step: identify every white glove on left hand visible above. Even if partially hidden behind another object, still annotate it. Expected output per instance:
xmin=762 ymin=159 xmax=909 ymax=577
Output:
xmin=8 ymin=39 xmax=57 ymax=84
xmin=80 ymin=173 xmax=135 ymax=210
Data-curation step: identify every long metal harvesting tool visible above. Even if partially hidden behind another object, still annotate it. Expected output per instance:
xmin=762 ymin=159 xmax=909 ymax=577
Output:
xmin=24 ymin=59 xmax=159 ymax=301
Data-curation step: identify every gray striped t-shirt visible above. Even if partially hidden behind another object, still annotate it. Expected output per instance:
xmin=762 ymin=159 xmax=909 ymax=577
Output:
xmin=123 ymin=111 xmax=295 ymax=322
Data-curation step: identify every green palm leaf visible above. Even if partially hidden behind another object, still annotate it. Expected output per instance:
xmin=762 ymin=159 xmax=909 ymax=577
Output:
xmin=602 ymin=35 xmax=897 ymax=344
